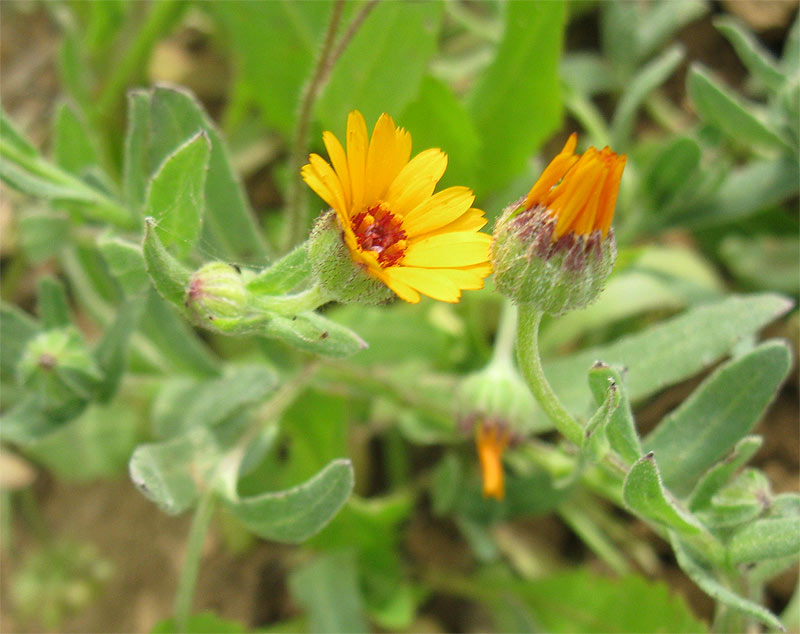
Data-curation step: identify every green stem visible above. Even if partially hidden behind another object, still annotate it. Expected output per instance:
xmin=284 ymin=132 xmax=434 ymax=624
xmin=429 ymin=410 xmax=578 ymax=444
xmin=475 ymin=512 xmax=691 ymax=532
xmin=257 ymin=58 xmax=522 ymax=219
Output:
xmin=283 ymin=0 xmax=347 ymax=251
xmin=251 ymin=284 xmax=333 ymax=316
xmin=558 ymin=500 xmax=631 ymax=575
xmin=174 ymin=492 xmax=216 ymax=631
xmin=516 ymin=305 xmax=584 ymax=446
xmin=489 ymin=299 xmax=517 ymax=368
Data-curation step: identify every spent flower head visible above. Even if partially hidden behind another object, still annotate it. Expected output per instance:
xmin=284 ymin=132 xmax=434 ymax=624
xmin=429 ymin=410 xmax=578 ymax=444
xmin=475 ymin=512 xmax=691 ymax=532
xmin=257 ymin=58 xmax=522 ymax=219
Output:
xmin=492 ymin=134 xmax=626 ymax=315
xmin=303 ymin=111 xmax=492 ymax=304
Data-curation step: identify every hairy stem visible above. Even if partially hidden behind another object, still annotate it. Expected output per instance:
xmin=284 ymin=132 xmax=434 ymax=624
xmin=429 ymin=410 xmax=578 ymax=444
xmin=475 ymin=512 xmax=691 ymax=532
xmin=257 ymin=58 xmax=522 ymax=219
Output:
xmin=283 ymin=0 xmax=347 ymax=251
xmin=516 ymin=305 xmax=584 ymax=446
xmin=174 ymin=493 xmax=216 ymax=631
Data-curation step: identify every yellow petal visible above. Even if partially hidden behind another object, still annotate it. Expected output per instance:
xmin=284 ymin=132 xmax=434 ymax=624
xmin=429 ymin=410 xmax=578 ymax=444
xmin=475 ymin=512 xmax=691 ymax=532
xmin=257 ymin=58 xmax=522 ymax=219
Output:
xmin=365 ymin=114 xmax=410 ymax=203
xmin=302 ymin=155 xmax=346 ymax=213
xmin=402 ymin=187 xmax=475 ymax=237
xmin=419 ymin=207 xmax=487 ymax=237
xmin=433 ymin=267 xmax=488 ymax=290
xmin=385 ymin=148 xmax=448 ymax=216
xmin=403 ymin=232 xmax=492 ymax=268
xmin=323 ymin=130 xmax=351 ymax=210
xmin=346 ymin=110 xmax=368 ymax=214
xmin=377 ymin=268 xmax=421 ymax=303
xmin=386 ymin=267 xmax=461 ymax=303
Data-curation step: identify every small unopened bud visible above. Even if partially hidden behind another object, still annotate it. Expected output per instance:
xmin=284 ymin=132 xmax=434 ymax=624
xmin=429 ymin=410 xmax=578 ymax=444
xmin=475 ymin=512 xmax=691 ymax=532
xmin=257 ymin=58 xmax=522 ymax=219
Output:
xmin=18 ymin=328 xmax=102 ymax=421
xmin=186 ymin=262 xmax=247 ymax=324
xmin=492 ymin=134 xmax=625 ymax=315
xmin=308 ymin=211 xmax=395 ymax=305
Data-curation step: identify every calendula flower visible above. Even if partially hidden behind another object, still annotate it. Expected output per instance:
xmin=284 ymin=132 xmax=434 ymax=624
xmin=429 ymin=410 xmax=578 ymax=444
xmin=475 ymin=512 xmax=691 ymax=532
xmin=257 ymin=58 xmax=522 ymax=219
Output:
xmin=302 ymin=111 xmax=492 ymax=304
xmin=492 ymin=134 xmax=626 ymax=314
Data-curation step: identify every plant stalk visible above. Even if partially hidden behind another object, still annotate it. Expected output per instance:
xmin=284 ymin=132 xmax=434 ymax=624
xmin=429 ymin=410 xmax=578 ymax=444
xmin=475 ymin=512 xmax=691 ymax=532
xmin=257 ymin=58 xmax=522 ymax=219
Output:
xmin=283 ymin=0 xmax=347 ymax=251
xmin=251 ymin=284 xmax=333 ymax=316
xmin=515 ymin=305 xmax=584 ymax=446
xmin=174 ymin=492 xmax=216 ymax=631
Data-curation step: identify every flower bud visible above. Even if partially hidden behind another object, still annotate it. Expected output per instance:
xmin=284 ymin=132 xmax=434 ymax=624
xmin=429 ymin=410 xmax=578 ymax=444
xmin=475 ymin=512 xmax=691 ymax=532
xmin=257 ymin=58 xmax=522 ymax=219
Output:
xmin=18 ymin=328 xmax=102 ymax=421
xmin=492 ymin=134 xmax=625 ymax=315
xmin=186 ymin=262 xmax=248 ymax=326
xmin=457 ymin=360 xmax=543 ymax=500
xmin=308 ymin=210 xmax=395 ymax=305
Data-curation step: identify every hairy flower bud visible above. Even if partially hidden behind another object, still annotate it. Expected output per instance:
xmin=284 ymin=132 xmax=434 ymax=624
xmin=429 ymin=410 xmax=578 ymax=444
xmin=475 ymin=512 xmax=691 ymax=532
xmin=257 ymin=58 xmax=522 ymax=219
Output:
xmin=18 ymin=328 xmax=102 ymax=421
xmin=308 ymin=210 xmax=395 ymax=305
xmin=186 ymin=262 xmax=248 ymax=326
xmin=492 ymin=134 xmax=625 ymax=315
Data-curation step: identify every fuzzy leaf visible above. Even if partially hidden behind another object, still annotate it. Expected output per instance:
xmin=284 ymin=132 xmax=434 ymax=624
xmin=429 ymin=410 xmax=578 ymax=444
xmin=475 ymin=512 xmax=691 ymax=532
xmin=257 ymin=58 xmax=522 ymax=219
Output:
xmin=588 ymin=364 xmax=642 ymax=464
xmin=145 ymin=132 xmax=210 ymax=259
xmin=142 ymin=217 xmax=192 ymax=309
xmin=226 ymin=458 xmax=354 ymax=543
xmin=729 ymin=518 xmax=800 ymax=565
xmin=97 ymin=235 xmax=150 ymax=295
xmin=262 ymin=312 xmax=368 ymax=359
xmin=644 ymin=341 xmax=791 ymax=496
xmin=688 ymin=436 xmax=763 ymax=511
xmin=623 ymin=454 xmax=704 ymax=535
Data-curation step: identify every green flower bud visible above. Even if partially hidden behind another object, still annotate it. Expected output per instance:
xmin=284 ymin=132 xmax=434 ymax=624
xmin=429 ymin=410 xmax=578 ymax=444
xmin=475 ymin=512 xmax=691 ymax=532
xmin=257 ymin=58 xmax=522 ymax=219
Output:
xmin=18 ymin=328 xmax=102 ymax=421
xmin=492 ymin=134 xmax=626 ymax=315
xmin=307 ymin=211 xmax=395 ymax=305
xmin=186 ymin=262 xmax=248 ymax=326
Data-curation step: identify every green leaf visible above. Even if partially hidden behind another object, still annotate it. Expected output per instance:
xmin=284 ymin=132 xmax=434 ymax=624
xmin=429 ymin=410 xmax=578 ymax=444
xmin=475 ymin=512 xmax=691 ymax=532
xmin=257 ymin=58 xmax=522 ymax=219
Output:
xmin=145 ymin=132 xmax=210 ymax=259
xmin=54 ymin=102 xmax=101 ymax=176
xmin=123 ymin=90 xmax=152 ymax=213
xmin=23 ymin=403 xmax=140 ymax=481
xmin=611 ymin=44 xmax=684 ymax=148
xmin=669 ymin=533 xmax=784 ymax=631
xmin=689 ymin=158 xmax=799 ymax=226
xmin=700 ymin=468 xmax=771 ymax=528
xmin=400 ymin=75 xmax=480 ymax=189
xmin=129 ymin=427 xmax=222 ymax=515
xmin=171 ymin=365 xmax=278 ymax=435
xmin=644 ymin=341 xmax=791 ymax=496
xmin=582 ymin=375 xmax=620 ymax=460
xmin=689 ymin=436 xmax=763 ymax=511
xmin=246 ymin=244 xmax=312 ymax=295
xmin=644 ymin=137 xmax=702 ymax=208
xmin=0 ymin=303 xmax=40 ymax=379
xmin=467 ymin=0 xmax=565 ymax=195
xmin=226 ymin=458 xmax=354 ymax=543
xmin=142 ymin=217 xmax=192 ymax=308
xmin=37 ymin=276 xmax=71 ymax=329
xmin=97 ymin=235 xmax=150 ymax=295
xmin=138 ymin=289 xmax=220 ymax=378
xmin=636 ymin=0 xmax=707 ymax=62
xmin=688 ymin=64 xmax=788 ymax=152
xmin=729 ymin=518 xmax=800 ymax=565
xmin=288 ymin=550 xmax=367 ymax=634
xmin=150 ymin=611 xmax=248 ymax=634
xmin=719 ymin=235 xmax=800 ymax=294
xmin=316 ymin=2 xmax=443 ymax=133
xmin=714 ymin=17 xmax=784 ymax=92
xmin=588 ymin=364 xmax=641 ymax=464
xmin=482 ymin=567 xmax=708 ymax=633
xmin=135 ymin=85 xmax=267 ymax=261
xmin=18 ymin=212 xmax=71 ymax=262
xmin=544 ymin=293 xmax=793 ymax=420
xmin=0 ymin=397 xmax=68 ymax=445
xmin=560 ymin=52 xmax=615 ymax=96
xmin=623 ymin=453 xmax=704 ymax=535
xmin=0 ymin=108 xmax=37 ymax=156
xmin=93 ymin=298 xmax=144 ymax=401
xmin=211 ymin=1 xmax=331 ymax=134
xmin=262 ymin=311 xmax=368 ymax=359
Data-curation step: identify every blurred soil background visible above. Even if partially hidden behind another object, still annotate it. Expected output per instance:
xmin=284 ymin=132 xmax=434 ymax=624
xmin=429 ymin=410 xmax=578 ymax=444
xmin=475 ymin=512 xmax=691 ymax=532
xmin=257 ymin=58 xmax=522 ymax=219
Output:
xmin=0 ymin=1 xmax=797 ymax=632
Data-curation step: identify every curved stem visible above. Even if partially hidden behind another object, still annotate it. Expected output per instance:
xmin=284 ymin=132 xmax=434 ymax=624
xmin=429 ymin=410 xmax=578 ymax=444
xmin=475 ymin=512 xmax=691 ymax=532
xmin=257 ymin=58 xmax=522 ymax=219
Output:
xmin=251 ymin=284 xmax=333 ymax=316
xmin=516 ymin=305 xmax=584 ymax=446
xmin=489 ymin=299 xmax=517 ymax=368
xmin=283 ymin=0 xmax=347 ymax=251
xmin=174 ymin=492 xmax=216 ymax=631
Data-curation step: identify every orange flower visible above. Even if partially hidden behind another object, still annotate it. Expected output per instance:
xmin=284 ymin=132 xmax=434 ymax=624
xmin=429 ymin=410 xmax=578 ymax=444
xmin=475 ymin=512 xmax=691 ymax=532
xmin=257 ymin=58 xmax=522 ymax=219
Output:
xmin=302 ymin=111 xmax=492 ymax=304
xmin=525 ymin=133 xmax=626 ymax=241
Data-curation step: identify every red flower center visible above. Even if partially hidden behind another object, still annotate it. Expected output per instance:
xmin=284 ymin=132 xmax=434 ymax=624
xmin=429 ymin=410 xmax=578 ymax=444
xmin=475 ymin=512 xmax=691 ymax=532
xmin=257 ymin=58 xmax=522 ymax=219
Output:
xmin=351 ymin=203 xmax=407 ymax=267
